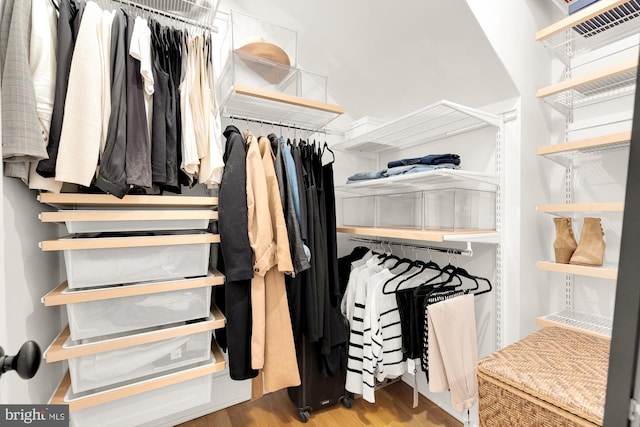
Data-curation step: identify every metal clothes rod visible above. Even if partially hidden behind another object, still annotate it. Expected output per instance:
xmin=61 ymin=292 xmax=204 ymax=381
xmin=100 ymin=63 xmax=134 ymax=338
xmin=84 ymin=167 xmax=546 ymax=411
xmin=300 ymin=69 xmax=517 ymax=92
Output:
xmin=110 ymin=0 xmax=219 ymax=32
xmin=348 ymin=237 xmax=473 ymax=257
xmin=225 ymin=114 xmax=344 ymax=136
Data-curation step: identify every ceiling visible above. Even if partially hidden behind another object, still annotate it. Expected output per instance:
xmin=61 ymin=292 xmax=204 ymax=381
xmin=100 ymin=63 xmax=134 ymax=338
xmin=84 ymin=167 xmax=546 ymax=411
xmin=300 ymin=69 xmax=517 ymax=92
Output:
xmin=219 ymin=0 xmax=519 ymax=123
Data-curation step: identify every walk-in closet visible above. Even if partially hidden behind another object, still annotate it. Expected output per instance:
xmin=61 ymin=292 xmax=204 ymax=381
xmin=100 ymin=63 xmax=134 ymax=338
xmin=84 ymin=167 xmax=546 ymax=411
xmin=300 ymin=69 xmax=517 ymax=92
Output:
xmin=1 ymin=0 xmax=639 ymax=426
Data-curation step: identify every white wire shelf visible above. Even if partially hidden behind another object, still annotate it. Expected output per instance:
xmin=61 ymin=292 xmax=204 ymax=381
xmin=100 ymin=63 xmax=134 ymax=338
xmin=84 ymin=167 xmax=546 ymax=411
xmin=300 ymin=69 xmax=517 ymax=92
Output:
xmin=220 ymin=84 xmax=344 ymax=130
xmin=537 ymin=0 xmax=640 ymax=64
xmin=536 ymin=56 xmax=638 ymax=113
xmin=108 ymin=0 xmax=220 ymax=31
xmin=332 ymin=100 xmax=502 ymax=153
xmin=537 ymin=131 xmax=631 ymax=166
xmin=537 ymin=309 xmax=613 ymax=339
xmin=537 ymin=260 xmax=618 ymax=279
xmin=335 ymin=169 xmax=499 ymax=196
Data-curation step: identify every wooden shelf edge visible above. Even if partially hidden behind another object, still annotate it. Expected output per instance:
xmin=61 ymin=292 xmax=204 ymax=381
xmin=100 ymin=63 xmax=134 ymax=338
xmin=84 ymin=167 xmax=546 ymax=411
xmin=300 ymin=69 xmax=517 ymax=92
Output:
xmin=49 ymin=341 xmax=226 ymax=412
xmin=536 ymin=317 xmax=611 ymax=340
xmin=336 ymin=226 xmax=497 ymax=243
xmin=234 ymin=84 xmax=345 ymax=115
xmin=45 ymin=310 xmax=225 ymax=362
xmin=536 ymin=57 xmax=638 ymax=99
xmin=536 ymin=131 xmax=632 ymax=156
xmin=535 ymin=0 xmax=630 ymax=41
xmin=40 ymin=210 xmax=218 ymax=223
xmin=38 ymin=193 xmax=218 ymax=207
xmin=536 ymin=202 xmax=624 ymax=213
xmin=42 ymin=269 xmax=224 ymax=306
xmin=536 ymin=261 xmax=618 ymax=280
xmin=40 ymin=233 xmax=220 ymax=251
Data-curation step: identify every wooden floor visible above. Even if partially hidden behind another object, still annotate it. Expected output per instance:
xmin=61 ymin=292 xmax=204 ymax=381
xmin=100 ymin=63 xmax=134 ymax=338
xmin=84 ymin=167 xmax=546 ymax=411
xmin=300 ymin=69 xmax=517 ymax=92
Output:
xmin=177 ymin=381 xmax=463 ymax=427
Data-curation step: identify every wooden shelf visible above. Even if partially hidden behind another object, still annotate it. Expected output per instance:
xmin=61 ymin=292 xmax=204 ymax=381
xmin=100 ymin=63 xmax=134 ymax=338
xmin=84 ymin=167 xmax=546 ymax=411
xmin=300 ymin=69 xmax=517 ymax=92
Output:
xmin=537 ymin=309 xmax=612 ymax=339
xmin=536 ymin=0 xmax=640 ymax=63
xmin=40 ymin=210 xmax=217 ymax=223
xmin=536 ymin=57 xmax=638 ymax=112
xmin=537 ymin=261 xmax=618 ymax=280
xmin=42 ymin=269 xmax=224 ymax=306
xmin=536 ymin=131 xmax=631 ymax=167
xmin=537 ymin=202 xmax=624 ymax=214
xmin=49 ymin=341 xmax=225 ymax=412
xmin=220 ymin=84 xmax=344 ymax=130
xmin=40 ymin=232 xmax=219 ymax=251
xmin=332 ymin=100 xmax=502 ymax=153
xmin=38 ymin=193 xmax=218 ymax=207
xmin=45 ymin=307 xmax=225 ymax=362
xmin=337 ymin=226 xmax=498 ymax=244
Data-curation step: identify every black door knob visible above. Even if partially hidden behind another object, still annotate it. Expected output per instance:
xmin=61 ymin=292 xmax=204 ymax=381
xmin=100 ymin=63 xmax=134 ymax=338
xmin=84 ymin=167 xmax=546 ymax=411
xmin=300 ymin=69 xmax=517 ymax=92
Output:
xmin=0 ymin=341 xmax=42 ymax=380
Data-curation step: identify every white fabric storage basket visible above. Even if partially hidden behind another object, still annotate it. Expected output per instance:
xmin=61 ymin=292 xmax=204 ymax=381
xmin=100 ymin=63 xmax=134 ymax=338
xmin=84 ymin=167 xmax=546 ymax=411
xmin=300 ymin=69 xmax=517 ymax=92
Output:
xmin=61 ymin=211 xmax=210 ymax=234
xmin=64 ymin=240 xmax=211 ymax=289
xmin=69 ymin=330 xmax=212 ymax=393
xmin=69 ymin=373 xmax=212 ymax=427
xmin=67 ymin=287 xmax=212 ymax=341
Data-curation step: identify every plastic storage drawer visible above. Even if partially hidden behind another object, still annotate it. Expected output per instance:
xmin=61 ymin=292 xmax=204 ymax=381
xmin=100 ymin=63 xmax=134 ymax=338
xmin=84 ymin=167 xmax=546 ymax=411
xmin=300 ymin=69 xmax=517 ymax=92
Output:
xmin=70 ymin=373 xmax=213 ymax=427
xmin=67 ymin=286 xmax=212 ymax=341
xmin=342 ymin=195 xmax=375 ymax=227
xmin=376 ymin=192 xmax=422 ymax=229
xmin=69 ymin=330 xmax=211 ymax=393
xmin=423 ymin=188 xmax=496 ymax=231
xmin=62 ymin=237 xmax=211 ymax=289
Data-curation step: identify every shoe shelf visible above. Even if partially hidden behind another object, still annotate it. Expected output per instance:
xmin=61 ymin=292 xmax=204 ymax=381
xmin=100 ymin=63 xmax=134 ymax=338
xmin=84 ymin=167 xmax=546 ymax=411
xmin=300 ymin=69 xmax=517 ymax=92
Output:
xmin=536 ymin=131 xmax=631 ymax=167
xmin=537 ymin=202 xmax=624 ymax=214
xmin=536 ymin=260 xmax=618 ymax=279
xmin=537 ymin=0 xmax=640 ymax=64
xmin=335 ymin=169 xmax=499 ymax=196
xmin=336 ymin=226 xmax=499 ymax=244
xmin=332 ymin=100 xmax=503 ymax=154
xmin=536 ymin=56 xmax=638 ymax=114
xmin=536 ymin=309 xmax=613 ymax=339
xmin=49 ymin=341 xmax=225 ymax=412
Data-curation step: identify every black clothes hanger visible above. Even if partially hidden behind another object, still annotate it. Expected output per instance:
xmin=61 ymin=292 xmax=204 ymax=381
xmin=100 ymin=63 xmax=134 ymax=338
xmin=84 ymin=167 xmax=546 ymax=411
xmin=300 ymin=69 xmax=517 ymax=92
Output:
xmin=321 ymin=141 xmax=335 ymax=165
xmin=50 ymin=0 xmax=59 ymax=12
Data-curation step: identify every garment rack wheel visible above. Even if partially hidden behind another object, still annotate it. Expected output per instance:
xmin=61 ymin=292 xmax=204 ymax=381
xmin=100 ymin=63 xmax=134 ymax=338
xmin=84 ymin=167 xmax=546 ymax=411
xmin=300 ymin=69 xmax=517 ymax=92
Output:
xmin=298 ymin=409 xmax=310 ymax=423
xmin=340 ymin=395 xmax=353 ymax=409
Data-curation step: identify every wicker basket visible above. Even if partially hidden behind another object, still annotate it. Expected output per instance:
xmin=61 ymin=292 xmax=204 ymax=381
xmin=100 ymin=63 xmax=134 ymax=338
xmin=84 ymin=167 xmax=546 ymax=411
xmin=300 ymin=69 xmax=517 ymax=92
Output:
xmin=477 ymin=327 xmax=609 ymax=427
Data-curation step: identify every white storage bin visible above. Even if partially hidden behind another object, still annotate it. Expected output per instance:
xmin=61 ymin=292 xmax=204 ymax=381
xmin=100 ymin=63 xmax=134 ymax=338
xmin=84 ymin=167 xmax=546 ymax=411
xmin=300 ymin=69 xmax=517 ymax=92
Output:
xmin=423 ymin=188 xmax=496 ymax=231
xmin=345 ymin=116 xmax=385 ymax=140
xmin=60 ymin=210 xmax=210 ymax=233
xmin=376 ymin=192 xmax=423 ymax=229
xmin=342 ymin=195 xmax=375 ymax=227
xmin=67 ymin=286 xmax=212 ymax=341
xmin=69 ymin=330 xmax=211 ymax=393
xmin=63 ymin=237 xmax=211 ymax=289
xmin=70 ymin=372 xmax=213 ymax=427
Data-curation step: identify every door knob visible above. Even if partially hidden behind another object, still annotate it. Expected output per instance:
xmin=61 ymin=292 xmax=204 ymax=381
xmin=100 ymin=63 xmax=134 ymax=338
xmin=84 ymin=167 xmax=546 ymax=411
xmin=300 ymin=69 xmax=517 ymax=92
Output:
xmin=0 ymin=341 xmax=42 ymax=380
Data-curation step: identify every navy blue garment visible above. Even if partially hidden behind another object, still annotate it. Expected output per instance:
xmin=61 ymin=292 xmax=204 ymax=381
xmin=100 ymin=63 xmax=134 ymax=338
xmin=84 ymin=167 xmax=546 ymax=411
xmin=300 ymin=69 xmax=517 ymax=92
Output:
xmin=386 ymin=153 xmax=461 ymax=168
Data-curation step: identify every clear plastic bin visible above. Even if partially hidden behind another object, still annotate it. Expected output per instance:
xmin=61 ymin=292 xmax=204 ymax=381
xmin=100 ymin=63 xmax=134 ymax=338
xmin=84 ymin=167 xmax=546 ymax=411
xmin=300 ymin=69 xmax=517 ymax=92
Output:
xmin=423 ymin=188 xmax=496 ymax=231
xmin=69 ymin=330 xmax=211 ymax=393
xmin=63 ymin=239 xmax=211 ymax=289
xmin=61 ymin=211 xmax=211 ymax=234
xmin=67 ymin=286 xmax=212 ymax=341
xmin=342 ymin=196 xmax=375 ymax=227
xmin=376 ymin=192 xmax=423 ymax=229
xmin=70 ymin=370 xmax=213 ymax=427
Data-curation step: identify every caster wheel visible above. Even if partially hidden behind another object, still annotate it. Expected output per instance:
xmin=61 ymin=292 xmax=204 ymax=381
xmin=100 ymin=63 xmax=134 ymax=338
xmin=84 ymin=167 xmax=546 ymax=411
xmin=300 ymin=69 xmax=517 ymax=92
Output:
xmin=298 ymin=410 xmax=310 ymax=423
xmin=341 ymin=396 xmax=353 ymax=409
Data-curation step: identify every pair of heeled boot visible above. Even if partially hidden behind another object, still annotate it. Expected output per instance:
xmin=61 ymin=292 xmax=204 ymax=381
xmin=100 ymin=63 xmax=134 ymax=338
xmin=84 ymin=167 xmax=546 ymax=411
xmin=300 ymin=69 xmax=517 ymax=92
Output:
xmin=553 ymin=217 xmax=605 ymax=266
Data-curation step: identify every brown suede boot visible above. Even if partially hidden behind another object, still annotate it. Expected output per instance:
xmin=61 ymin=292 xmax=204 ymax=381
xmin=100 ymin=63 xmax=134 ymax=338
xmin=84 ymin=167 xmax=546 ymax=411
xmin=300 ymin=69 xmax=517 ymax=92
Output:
xmin=570 ymin=217 xmax=606 ymax=266
xmin=553 ymin=217 xmax=578 ymax=264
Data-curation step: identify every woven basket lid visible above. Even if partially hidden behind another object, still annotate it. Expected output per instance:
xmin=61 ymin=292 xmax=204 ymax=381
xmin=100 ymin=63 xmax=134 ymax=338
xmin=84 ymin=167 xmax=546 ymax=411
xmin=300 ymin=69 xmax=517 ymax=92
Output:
xmin=477 ymin=327 xmax=609 ymax=425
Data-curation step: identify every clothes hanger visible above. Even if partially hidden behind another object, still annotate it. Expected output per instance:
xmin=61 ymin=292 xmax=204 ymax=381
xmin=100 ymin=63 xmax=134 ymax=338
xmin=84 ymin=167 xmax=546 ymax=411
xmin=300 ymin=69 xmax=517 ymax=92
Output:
xmin=321 ymin=141 xmax=336 ymax=165
xmin=50 ymin=0 xmax=59 ymax=12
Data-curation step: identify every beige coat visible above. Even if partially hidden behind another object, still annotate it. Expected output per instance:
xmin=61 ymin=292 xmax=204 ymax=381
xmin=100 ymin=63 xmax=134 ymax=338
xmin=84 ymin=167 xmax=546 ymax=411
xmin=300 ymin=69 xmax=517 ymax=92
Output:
xmin=245 ymin=132 xmax=300 ymax=395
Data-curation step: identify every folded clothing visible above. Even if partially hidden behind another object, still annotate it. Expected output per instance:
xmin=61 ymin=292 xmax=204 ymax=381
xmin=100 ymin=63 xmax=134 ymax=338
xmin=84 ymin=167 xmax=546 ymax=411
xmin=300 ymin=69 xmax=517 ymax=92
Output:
xmin=346 ymin=163 xmax=458 ymax=183
xmin=387 ymin=153 xmax=460 ymax=168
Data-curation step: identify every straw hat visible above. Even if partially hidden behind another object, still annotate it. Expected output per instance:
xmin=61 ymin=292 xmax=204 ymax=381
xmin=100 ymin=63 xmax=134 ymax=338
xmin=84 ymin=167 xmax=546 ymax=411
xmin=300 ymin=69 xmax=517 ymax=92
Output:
xmin=235 ymin=37 xmax=291 ymax=84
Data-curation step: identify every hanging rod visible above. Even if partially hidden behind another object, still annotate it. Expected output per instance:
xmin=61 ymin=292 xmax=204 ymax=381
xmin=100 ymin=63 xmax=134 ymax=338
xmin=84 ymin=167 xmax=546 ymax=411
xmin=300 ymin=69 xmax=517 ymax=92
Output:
xmin=348 ymin=237 xmax=473 ymax=257
xmin=110 ymin=0 xmax=219 ymax=32
xmin=225 ymin=114 xmax=344 ymax=136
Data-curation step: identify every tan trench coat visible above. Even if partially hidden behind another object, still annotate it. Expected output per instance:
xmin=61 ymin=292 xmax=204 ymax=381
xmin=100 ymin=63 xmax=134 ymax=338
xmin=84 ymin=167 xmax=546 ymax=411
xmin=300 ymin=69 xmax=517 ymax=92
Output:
xmin=245 ymin=132 xmax=300 ymax=395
